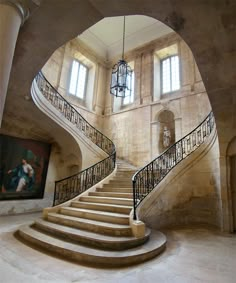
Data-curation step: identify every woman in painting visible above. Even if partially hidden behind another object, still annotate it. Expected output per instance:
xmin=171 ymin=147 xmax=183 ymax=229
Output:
xmin=8 ymin=158 xmax=35 ymax=192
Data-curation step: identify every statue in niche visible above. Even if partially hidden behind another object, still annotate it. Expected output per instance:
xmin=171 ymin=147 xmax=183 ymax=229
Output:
xmin=163 ymin=126 xmax=171 ymax=148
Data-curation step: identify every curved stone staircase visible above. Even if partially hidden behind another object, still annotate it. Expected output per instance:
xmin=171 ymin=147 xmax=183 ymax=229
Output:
xmin=17 ymin=160 xmax=166 ymax=267
xmin=16 ymin=73 xmax=214 ymax=267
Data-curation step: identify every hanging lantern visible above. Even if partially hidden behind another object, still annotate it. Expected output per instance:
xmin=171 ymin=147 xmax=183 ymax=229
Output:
xmin=110 ymin=16 xmax=132 ymax=98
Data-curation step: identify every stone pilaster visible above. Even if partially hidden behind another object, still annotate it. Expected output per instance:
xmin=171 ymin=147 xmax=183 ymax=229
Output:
xmin=140 ymin=50 xmax=154 ymax=105
xmin=93 ymin=63 xmax=107 ymax=115
xmin=134 ymin=55 xmax=142 ymax=106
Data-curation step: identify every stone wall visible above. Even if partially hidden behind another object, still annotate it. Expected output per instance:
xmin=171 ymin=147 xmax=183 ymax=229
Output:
xmin=0 ymin=124 xmax=82 ymax=215
xmin=42 ymin=38 xmax=107 ymax=133
xmin=2 ymin=0 xmax=234 ymax=230
xmin=139 ymin=129 xmax=222 ymax=229
xmin=25 ymin=25 xmax=219 ymax=228
xmin=43 ymin=32 xmax=212 ymax=167
xmin=103 ymin=34 xmax=212 ymax=166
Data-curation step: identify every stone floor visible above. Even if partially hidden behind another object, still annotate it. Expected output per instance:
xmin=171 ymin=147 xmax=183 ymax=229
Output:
xmin=0 ymin=213 xmax=235 ymax=283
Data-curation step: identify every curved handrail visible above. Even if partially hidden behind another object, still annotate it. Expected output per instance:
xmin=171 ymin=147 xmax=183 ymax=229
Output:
xmin=34 ymin=72 xmax=116 ymax=206
xmin=132 ymin=111 xmax=215 ymax=220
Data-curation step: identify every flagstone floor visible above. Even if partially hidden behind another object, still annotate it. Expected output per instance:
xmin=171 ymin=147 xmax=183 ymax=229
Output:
xmin=0 ymin=212 xmax=235 ymax=283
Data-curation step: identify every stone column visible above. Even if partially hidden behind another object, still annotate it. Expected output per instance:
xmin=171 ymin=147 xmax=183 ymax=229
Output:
xmin=0 ymin=0 xmax=29 ymax=127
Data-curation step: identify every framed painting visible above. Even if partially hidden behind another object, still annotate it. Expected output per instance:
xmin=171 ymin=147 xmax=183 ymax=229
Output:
xmin=0 ymin=134 xmax=51 ymax=201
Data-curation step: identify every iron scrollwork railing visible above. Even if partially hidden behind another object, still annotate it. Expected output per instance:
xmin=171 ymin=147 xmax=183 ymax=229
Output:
xmin=35 ymin=72 xmax=116 ymax=206
xmin=53 ymin=153 xmax=115 ymax=206
xmin=132 ymin=111 xmax=215 ymax=220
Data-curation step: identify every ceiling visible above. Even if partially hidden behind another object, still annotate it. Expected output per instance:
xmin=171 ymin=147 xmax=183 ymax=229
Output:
xmin=79 ymin=15 xmax=173 ymax=61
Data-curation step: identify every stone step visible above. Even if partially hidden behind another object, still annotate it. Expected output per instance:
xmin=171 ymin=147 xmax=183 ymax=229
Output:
xmin=107 ymin=181 xmax=133 ymax=188
xmin=101 ymin=184 xmax=132 ymax=188
xmin=115 ymin=174 xmax=134 ymax=177
xmin=111 ymin=178 xmax=132 ymax=182
xmin=33 ymin=219 xmax=149 ymax=250
xmin=47 ymin=212 xmax=132 ymax=236
xmin=71 ymin=201 xmax=132 ymax=214
xmin=112 ymin=179 xmax=132 ymax=183
xmin=89 ymin=191 xmax=133 ymax=199
xmin=17 ymin=225 xmax=166 ymax=267
xmin=117 ymin=169 xmax=136 ymax=173
xmin=79 ymin=196 xmax=133 ymax=206
xmin=102 ymin=186 xmax=132 ymax=190
xmin=60 ymin=207 xmax=130 ymax=225
xmin=115 ymin=168 xmax=136 ymax=172
xmin=104 ymin=183 xmax=132 ymax=188
xmin=117 ymin=170 xmax=134 ymax=173
xmin=109 ymin=179 xmax=132 ymax=183
xmin=96 ymin=187 xmax=132 ymax=193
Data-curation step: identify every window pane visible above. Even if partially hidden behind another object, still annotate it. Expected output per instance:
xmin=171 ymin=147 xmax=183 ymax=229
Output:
xmin=124 ymin=71 xmax=134 ymax=105
xmin=69 ymin=61 xmax=79 ymax=95
xmin=123 ymin=95 xmax=130 ymax=105
xmin=76 ymin=64 xmax=87 ymax=99
xmin=171 ymin=56 xmax=180 ymax=91
xmin=162 ymin=58 xmax=171 ymax=93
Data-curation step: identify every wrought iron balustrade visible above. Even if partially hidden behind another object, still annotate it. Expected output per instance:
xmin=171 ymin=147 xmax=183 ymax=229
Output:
xmin=132 ymin=111 xmax=215 ymax=220
xmin=34 ymin=72 xmax=116 ymax=205
xmin=53 ymin=153 xmax=115 ymax=206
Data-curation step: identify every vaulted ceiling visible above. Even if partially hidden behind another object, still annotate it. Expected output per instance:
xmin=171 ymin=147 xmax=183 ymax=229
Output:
xmin=79 ymin=15 xmax=173 ymax=60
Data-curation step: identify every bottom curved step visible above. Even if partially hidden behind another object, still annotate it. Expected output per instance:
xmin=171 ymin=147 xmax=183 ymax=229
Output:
xmin=16 ymin=225 xmax=166 ymax=267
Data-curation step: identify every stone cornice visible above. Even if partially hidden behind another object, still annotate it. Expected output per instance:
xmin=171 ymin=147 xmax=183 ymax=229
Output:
xmin=0 ymin=0 xmax=30 ymax=25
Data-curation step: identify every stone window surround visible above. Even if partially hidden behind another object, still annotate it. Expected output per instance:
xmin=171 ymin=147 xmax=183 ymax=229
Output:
xmin=68 ymin=59 xmax=89 ymax=105
xmin=160 ymin=55 xmax=180 ymax=95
